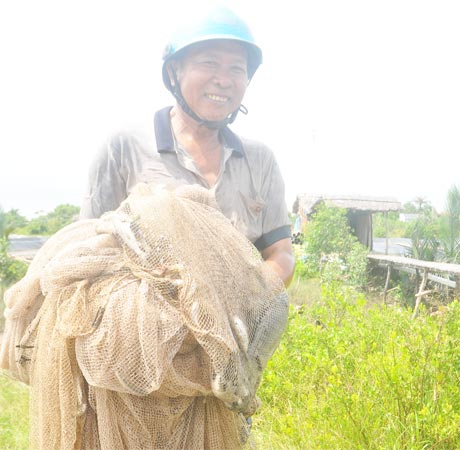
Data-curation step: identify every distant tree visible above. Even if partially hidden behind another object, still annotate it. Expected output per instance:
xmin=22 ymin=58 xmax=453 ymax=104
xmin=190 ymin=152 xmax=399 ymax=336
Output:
xmin=22 ymin=215 xmax=49 ymax=235
xmin=47 ymin=204 xmax=80 ymax=234
xmin=406 ymin=209 xmax=439 ymax=261
xmin=4 ymin=209 xmax=27 ymax=234
xmin=0 ymin=207 xmax=25 ymax=238
xmin=438 ymin=185 xmax=460 ymax=262
xmin=0 ymin=207 xmax=5 ymax=238
xmin=19 ymin=204 xmax=80 ymax=235
xmin=402 ymin=202 xmax=417 ymax=213
xmin=0 ymin=207 xmax=28 ymax=286
xmin=412 ymin=196 xmax=434 ymax=213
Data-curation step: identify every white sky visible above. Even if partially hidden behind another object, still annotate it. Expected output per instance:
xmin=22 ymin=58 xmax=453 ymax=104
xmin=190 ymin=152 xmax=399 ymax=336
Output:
xmin=1 ymin=0 xmax=460 ymax=217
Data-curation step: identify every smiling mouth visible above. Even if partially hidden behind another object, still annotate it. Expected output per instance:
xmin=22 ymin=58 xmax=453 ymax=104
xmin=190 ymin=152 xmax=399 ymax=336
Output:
xmin=206 ymin=93 xmax=229 ymax=103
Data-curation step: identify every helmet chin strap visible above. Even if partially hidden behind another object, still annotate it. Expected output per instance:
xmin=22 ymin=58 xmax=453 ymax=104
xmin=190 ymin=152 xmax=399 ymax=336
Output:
xmin=170 ymin=71 xmax=246 ymax=130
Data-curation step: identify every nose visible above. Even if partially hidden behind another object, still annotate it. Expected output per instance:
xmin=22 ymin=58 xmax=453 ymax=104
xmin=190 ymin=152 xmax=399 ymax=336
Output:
xmin=212 ymin=68 xmax=233 ymax=89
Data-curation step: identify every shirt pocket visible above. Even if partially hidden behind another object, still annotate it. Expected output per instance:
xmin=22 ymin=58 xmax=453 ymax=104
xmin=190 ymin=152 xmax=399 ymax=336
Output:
xmin=236 ymin=191 xmax=265 ymax=242
xmin=238 ymin=191 xmax=265 ymax=220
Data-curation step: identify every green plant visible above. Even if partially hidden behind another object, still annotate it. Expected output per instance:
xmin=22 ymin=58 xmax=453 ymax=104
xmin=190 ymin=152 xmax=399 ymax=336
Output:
xmin=437 ymin=185 xmax=460 ymax=263
xmin=301 ymin=204 xmax=369 ymax=289
xmin=406 ymin=209 xmax=440 ymax=261
xmin=0 ymin=237 xmax=28 ymax=287
xmin=0 ymin=237 xmax=28 ymax=331
xmin=254 ymin=285 xmax=460 ymax=449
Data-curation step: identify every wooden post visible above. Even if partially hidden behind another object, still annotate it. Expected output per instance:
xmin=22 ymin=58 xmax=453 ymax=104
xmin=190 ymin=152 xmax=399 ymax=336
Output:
xmin=412 ymin=268 xmax=429 ymax=319
xmin=455 ymin=276 xmax=460 ymax=300
xmin=383 ymin=264 xmax=392 ymax=304
xmin=385 ymin=211 xmax=389 ymax=255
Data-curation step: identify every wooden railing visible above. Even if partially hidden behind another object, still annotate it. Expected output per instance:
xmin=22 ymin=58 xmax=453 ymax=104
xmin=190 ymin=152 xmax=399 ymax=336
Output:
xmin=367 ymin=253 xmax=460 ymax=317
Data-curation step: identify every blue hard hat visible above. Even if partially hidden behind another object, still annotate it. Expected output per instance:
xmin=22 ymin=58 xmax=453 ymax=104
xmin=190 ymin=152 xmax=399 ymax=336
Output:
xmin=162 ymin=6 xmax=263 ymax=90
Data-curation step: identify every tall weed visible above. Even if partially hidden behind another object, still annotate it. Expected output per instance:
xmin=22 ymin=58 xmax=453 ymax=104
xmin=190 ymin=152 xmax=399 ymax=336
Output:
xmin=254 ymin=286 xmax=460 ymax=449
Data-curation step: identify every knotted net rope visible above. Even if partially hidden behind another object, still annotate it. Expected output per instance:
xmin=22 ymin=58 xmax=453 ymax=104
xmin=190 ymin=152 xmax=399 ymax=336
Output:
xmin=0 ymin=183 xmax=288 ymax=450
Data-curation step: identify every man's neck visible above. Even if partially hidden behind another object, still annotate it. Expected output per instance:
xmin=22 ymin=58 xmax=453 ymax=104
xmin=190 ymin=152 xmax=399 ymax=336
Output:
xmin=170 ymin=105 xmax=224 ymax=187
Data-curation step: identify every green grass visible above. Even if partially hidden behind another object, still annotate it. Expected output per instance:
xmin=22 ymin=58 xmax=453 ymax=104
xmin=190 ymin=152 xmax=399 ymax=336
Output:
xmin=3 ymin=279 xmax=460 ymax=449
xmin=287 ymin=275 xmax=322 ymax=308
xmin=1 ymin=282 xmax=29 ymax=449
xmin=0 ymin=371 xmax=29 ymax=450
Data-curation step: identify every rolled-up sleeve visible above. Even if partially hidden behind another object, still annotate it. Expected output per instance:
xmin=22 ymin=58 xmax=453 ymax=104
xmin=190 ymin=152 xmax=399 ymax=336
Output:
xmin=254 ymin=152 xmax=291 ymax=250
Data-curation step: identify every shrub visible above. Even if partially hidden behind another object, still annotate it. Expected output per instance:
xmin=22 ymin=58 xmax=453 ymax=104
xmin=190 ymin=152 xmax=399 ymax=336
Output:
xmin=300 ymin=204 xmax=369 ymax=289
xmin=0 ymin=237 xmax=27 ymax=286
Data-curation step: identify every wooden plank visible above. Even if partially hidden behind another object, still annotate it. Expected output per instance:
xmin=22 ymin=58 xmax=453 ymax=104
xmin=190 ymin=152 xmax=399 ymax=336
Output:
xmin=368 ymin=254 xmax=460 ymax=275
xmin=373 ymin=262 xmax=457 ymax=288
xmin=385 ymin=212 xmax=389 ymax=255
xmin=428 ymin=273 xmax=457 ymax=288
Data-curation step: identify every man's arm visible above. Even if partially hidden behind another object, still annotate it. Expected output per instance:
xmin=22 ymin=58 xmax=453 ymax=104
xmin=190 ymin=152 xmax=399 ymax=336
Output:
xmin=261 ymin=237 xmax=295 ymax=287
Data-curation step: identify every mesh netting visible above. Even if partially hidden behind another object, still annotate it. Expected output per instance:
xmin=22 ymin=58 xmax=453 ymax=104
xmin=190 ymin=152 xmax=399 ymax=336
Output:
xmin=0 ymin=183 xmax=288 ymax=450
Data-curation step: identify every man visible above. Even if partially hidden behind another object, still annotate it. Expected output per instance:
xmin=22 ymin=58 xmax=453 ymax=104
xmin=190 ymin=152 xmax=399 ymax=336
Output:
xmin=81 ymin=6 xmax=295 ymax=286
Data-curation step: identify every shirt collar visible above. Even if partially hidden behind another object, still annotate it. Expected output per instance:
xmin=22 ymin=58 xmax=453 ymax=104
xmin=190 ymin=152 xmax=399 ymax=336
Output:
xmin=154 ymin=106 xmax=244 ymax=157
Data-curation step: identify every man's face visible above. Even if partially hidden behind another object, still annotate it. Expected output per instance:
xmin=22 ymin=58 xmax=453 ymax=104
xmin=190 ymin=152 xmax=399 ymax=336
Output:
xmin=172 ymin=40 xmax=249 ymax=122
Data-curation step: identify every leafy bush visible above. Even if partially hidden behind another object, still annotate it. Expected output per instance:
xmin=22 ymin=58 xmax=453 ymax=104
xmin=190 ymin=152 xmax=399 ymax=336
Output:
xmin=0 ymin=237 xmax=28 ymax=286
xmin=300 ymin=204 xmax=369 ymax=289
xmin=1 ymin=237 xmax=28 ymax=331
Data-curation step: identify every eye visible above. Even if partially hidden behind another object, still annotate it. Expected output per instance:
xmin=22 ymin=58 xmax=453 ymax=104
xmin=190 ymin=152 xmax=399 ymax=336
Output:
xmin=199 ymin=60 xmax=218 ymax=68
xmin=231 ymin=65 xmax=247 ymax=76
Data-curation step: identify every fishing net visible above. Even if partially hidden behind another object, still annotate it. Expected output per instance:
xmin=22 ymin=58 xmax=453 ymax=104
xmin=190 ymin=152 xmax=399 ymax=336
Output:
xmin=0 ymin=183 xmax=288 ymax=450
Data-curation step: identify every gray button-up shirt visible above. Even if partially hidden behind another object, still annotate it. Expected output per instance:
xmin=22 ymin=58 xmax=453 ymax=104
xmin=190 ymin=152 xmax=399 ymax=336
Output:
xmin=80 ymin=107 xmax=291 ymax=251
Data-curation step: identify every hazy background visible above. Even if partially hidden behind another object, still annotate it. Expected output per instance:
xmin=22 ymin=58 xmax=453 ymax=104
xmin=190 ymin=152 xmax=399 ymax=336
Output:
xmin=1 ymin=0 xmax=459 ymax=217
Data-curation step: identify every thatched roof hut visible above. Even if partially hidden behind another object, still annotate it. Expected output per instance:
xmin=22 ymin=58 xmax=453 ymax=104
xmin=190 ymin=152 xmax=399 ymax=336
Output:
xmin=293 ymin=194 xmax=402 ymax=250
xmin=293 ymin=194 xmax=401 ymax=216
